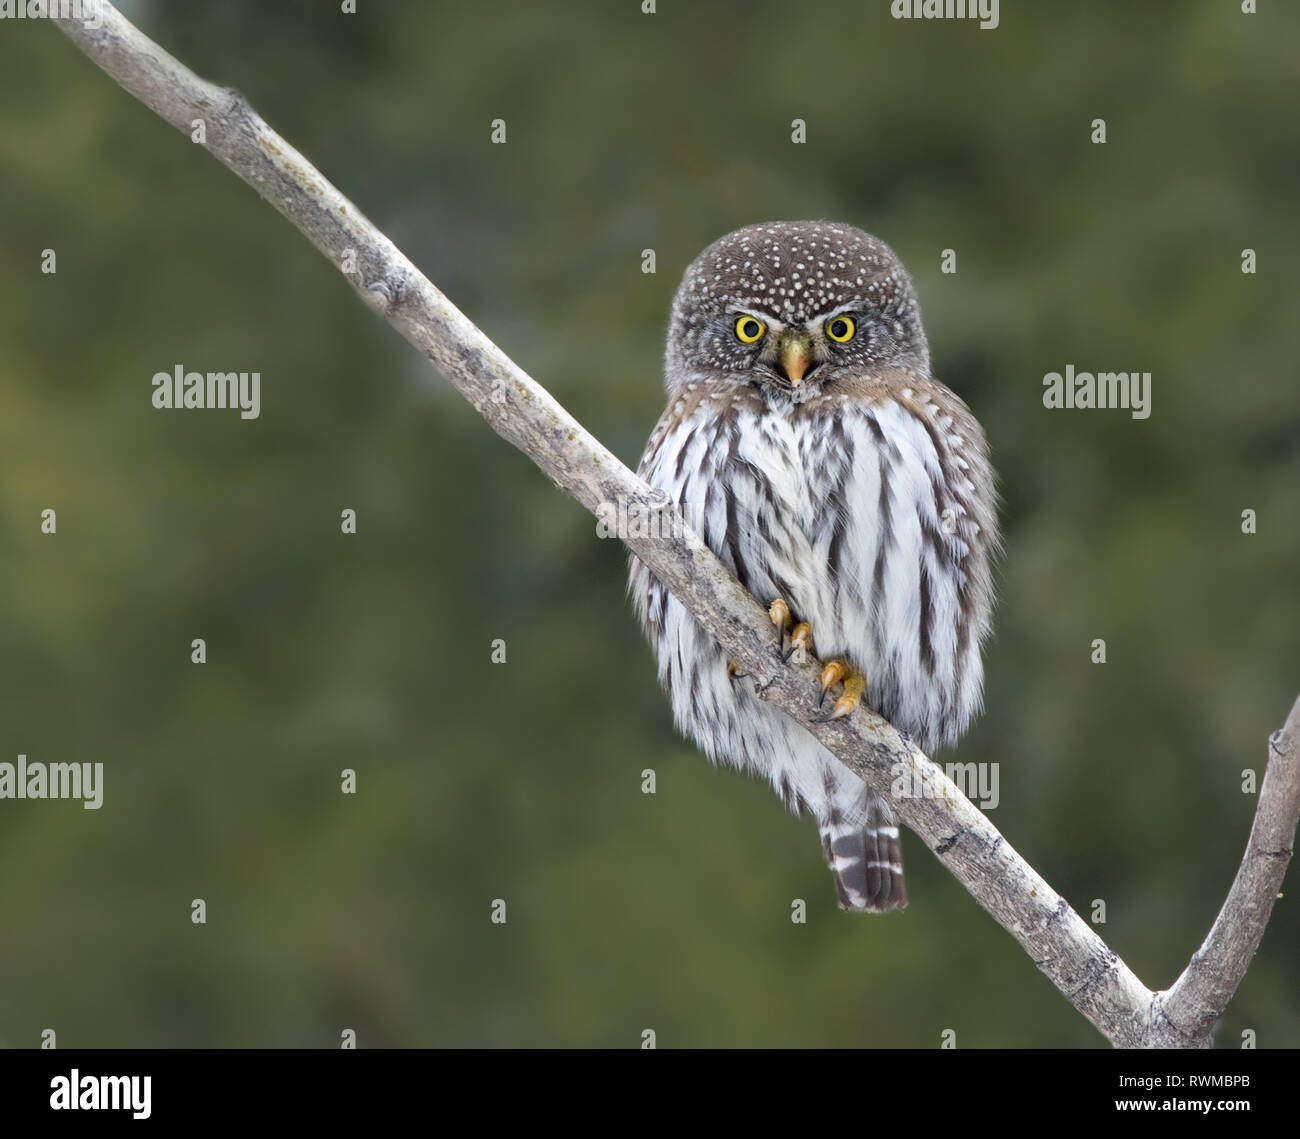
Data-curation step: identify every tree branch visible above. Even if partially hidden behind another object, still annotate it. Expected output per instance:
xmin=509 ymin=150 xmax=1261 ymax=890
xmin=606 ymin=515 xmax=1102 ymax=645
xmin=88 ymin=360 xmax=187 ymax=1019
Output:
xmin=1151 ymin=693 xmax=1300 ymax=1045
xmin=50 ymin=2 xmax=1298 ymax=1048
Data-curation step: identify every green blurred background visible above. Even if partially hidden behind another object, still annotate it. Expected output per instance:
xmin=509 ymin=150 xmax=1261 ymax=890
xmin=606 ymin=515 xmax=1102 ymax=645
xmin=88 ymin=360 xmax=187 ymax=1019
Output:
xmin=0 ymin=0 xmax=1296 ymax=1048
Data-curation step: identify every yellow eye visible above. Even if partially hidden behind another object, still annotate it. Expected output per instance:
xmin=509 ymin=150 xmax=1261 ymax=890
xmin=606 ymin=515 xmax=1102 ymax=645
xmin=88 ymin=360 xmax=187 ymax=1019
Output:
xmin=734 ymin=315 xmax=765 ymax=343
xmin=826 ymin=315 xmax=855 ymax=343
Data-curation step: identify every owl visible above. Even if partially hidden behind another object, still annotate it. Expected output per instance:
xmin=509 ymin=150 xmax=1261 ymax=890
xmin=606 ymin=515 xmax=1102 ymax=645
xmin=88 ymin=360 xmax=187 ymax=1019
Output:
xmin=629 ymin=221 xmax=998 ymax=912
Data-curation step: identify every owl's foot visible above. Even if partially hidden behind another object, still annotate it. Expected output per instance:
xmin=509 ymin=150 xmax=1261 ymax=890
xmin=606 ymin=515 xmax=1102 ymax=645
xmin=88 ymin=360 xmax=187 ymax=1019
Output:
xmin=768 ymin=599 xmax=813 ymax=663
xmin=816 ymin=660 xmax=866 ymax=721
xmin=766 ymin=601 xmax=861 ymax=716
xmin=727 ymin=659 xmax=747 ymax=681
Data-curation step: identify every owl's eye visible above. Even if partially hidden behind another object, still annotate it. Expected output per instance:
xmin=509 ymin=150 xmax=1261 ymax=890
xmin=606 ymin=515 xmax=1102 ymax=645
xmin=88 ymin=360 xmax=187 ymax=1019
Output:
xmin=826 ymin=316 xmax=856 ymax=343
xmin=734 ymin=315 xmax=765 ymax=344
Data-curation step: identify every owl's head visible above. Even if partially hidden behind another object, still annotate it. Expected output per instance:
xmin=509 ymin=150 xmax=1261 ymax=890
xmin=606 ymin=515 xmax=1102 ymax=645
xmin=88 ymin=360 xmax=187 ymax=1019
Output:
xmin=664 ymin=221 xmax=930 ymax=401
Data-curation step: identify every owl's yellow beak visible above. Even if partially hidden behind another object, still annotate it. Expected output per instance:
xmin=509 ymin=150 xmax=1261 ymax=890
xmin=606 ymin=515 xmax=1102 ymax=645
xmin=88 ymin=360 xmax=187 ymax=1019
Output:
xmin=779 ymin=335 xmax=812 ymax=385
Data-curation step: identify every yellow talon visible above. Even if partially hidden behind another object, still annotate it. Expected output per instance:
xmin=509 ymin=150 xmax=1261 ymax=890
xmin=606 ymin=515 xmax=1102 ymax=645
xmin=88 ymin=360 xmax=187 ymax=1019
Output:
xmin=769 ymin=599 xmax=791 ymax=630
xmin=819 ymin=660 xmax=848 ymax=705
xmin=768 ymin=598 xmax=793 ymax=654
xmin=769 ymin=601 xmax=815 ymax=662
xmin=826 ymin=669 xmax=866 ymax=720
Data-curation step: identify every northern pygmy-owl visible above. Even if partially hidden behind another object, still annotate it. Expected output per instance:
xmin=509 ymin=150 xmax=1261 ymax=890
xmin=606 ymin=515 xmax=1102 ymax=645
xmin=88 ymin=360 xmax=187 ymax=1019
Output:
xmin=629 ymin=221 xmax=998 ymax=912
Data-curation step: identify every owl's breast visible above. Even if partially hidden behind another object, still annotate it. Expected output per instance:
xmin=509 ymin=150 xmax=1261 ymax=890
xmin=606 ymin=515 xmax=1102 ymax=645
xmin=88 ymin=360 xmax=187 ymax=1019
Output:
xmin=634 ymin=386 xmax=995 ymax=752
xmin=791 ymin=394 xmax=995 ymax=748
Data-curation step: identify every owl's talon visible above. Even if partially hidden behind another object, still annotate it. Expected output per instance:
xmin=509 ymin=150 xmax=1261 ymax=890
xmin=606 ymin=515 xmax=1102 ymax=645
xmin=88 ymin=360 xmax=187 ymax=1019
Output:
xmin=781 ymin=621 xmax=813 ymax=664
xmin=827 ymin=669 xmax=866 ymax=720
xmin=727 ymin=660 xmax=747 ymax=680
xmin=768 ymin=599 xmax=793 ymax=654
xmin=819 ymin=660 xmax=847 ymax=706
xmin=814 ymin=661 xmax=865 ymax=721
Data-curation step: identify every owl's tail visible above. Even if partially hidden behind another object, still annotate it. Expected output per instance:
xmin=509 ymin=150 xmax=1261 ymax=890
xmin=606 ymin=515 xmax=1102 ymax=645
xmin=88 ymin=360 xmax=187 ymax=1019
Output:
xmin=819 ymin=798 xmax=907 ymax=913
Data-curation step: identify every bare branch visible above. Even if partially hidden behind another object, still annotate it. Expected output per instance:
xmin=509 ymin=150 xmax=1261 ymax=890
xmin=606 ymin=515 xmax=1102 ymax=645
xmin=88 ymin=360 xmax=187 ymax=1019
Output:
xmin=49 ymin=2 xmax=1298 ymax=1048
xmin=1151 ymin=693 xmax=1300 ymax=1045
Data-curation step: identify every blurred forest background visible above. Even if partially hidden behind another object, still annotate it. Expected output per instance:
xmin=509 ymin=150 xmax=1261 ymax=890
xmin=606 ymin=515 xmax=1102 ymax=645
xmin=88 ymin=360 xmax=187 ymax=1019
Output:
xmin=0 ymin=0 xmax=1296 ymax=1048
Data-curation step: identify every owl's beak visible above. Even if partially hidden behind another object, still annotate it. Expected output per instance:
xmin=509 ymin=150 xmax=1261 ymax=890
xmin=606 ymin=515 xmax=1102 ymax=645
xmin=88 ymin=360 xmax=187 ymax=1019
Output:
xmin=778 ymin=335 xmax=812 ymax=385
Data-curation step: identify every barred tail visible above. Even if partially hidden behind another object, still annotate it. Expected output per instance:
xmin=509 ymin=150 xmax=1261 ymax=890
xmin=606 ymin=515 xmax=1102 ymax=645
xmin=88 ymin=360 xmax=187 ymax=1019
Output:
xmin=819 ymin=798 xmax=907 ymax=914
